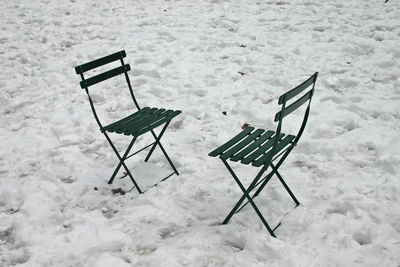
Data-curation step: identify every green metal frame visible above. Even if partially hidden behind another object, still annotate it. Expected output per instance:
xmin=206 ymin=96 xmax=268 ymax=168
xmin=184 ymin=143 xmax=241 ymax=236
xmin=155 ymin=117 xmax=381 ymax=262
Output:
xmin=75 ymin=50 xmax=181 ymax=194
xmin=209 ymin=72 xmax=318 ymax=237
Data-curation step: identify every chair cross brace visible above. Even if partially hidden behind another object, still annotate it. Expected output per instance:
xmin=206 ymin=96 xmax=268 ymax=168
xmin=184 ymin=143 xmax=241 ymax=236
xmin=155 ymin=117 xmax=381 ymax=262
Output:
xmin=220 ymin=147 xmax=300 ymax=237
xmin=145 ymin=126 xmax=180 ymax=176
xmin=221 ymin=160 xmax=276 ymax=237
xmin=104 ymin=133 xmax=141 ymax=192
xmin=106 ymin=120 xmax=179 ymax=194
xmin=234 ymin=146 xmax=300 ymax=214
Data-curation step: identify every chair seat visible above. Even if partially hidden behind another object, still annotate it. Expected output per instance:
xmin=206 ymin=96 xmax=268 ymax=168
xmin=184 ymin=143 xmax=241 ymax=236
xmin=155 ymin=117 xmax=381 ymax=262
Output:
xmin=102 ymin=107 xmax=181 ymax=137
xmin=209 ymin=127 xmax=295 ymax=167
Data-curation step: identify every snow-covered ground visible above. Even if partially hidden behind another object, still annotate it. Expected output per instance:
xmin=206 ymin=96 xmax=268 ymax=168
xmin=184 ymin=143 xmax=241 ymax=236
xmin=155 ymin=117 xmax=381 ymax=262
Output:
xmin=1 ymin=0 xmax=400 ymax=266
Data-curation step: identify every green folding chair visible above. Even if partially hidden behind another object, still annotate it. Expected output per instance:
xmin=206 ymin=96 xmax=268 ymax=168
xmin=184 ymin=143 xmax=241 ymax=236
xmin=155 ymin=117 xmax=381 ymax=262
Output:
xmin=75 ymin=50 xmax=181 ymax=194
xmin=209 ymin=72 xmax=318 ymax=237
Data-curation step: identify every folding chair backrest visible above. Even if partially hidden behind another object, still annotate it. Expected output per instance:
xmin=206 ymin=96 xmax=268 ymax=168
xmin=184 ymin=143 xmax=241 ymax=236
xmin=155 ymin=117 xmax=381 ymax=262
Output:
xmin=274 ymin=72 xmax=318 ymax=144
xmin=74 ymin=50 xmax=140 ymax=129
xmin=75 ymin=51 xmax=127 ymax=78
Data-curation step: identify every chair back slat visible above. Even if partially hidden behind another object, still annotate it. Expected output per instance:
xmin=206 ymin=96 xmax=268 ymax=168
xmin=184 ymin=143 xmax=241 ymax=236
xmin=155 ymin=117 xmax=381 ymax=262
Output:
xmin=80 ymin=64 xmax=131 ymax=89
xmin=278 ymin=72 xmax=318 ymax=104
xmin=75 ymin=50 xmax=126 ymax=74
xmin=274 ymin=89 xmax=313 ymax=122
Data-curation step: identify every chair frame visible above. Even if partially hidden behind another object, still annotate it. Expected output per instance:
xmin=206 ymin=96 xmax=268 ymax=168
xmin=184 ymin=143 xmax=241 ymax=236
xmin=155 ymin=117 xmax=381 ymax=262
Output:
xmin=209 ymin=72 xmax=318 ymax=237
xmin=75 ymin=51 xmax=180 ymax=194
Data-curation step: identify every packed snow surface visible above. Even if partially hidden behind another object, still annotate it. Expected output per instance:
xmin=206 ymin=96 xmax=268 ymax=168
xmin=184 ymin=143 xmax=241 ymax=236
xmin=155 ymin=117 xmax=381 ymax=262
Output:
xmin=1 ymin=0 xmax=400 ymax=266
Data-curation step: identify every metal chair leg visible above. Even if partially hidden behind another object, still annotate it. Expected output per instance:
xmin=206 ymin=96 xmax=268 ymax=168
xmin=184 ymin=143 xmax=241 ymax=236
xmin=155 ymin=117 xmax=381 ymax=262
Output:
xmin=145 ymin=121 xmax=179 ymax=175
xmin=271 ymin=163 xmax=300 ymax=206
xmin=104 ymin=133 xmax=143 ymax=194
xmin=221 ymin=160 xmax=276 ymax=237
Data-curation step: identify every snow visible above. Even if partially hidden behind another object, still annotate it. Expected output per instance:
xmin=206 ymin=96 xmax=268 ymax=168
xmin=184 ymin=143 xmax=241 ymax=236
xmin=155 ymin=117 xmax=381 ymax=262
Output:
xmin=1 ymin=0 xmax=400 ymax=266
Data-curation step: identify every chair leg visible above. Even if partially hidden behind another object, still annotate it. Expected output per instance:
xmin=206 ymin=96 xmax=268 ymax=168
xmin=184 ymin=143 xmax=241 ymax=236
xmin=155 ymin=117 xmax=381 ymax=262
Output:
xmin=144 ymin=122 xmax=169 ymax=162
xmin=144 ymin=121 xmax=179 ymax=175
xmin=235 ymin=170 xmax=275 ymax=214
xmin=241 ymin=149 xmax=299 ymax=207
xmin=106 ymin=134 xmax=136 ymax=184
xmin=108 ymin=139 xmax=135 ymax=185
xmin=238 ymin=163 xmax=300 ymax=212
xmin=222 ymin=164 xmax=269 ymax=225
xmin=221 ymin=160 xmax=276 ymax=237
xmin=270 ymin=163 xmax=300 ymax=206
xmin=103 ymin=133 xmax=143 ymax=194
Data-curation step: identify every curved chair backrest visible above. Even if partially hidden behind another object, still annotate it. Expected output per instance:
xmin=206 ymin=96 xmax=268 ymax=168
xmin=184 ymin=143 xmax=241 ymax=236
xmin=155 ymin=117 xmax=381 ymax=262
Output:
xmin=275 ymin=72 xmax=318 ymax=143
xmin=75 ymin=50 xmax=140 ymax=129
xmin=265 ymin=72 xmax=318 ymax=163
